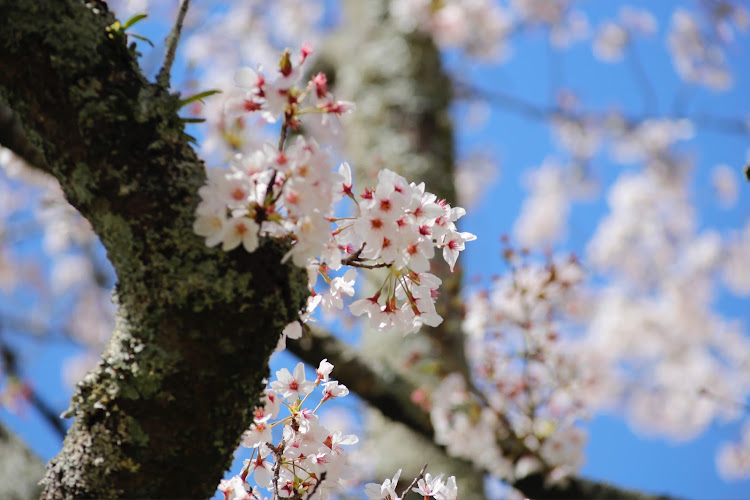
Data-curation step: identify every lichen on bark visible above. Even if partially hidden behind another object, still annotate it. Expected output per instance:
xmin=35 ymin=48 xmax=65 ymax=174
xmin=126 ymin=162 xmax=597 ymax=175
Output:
xmin=0 ymin=0 xmax=308 ymax=497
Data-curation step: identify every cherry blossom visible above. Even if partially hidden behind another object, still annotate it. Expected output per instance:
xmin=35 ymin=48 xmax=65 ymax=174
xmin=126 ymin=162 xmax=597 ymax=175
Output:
xmin=194 ymin=51 xmax=474 ymax=339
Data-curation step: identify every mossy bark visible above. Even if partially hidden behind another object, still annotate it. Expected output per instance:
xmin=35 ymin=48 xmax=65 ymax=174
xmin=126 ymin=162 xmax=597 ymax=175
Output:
xmin=0 ymin=1 xmax=308 ymax=498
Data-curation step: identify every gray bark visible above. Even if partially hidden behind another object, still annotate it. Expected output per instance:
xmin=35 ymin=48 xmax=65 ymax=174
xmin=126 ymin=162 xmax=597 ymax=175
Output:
xmin=0 ymin=1 xmax=307 ymax=497
xmin=0 ymin=423 xmax=46 ymax=500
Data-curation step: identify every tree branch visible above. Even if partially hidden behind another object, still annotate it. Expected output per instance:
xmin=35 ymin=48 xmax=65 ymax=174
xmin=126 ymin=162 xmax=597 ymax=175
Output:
xmin=0 ymin=1 xmax=307 ymax=498
xmin=156 ymin=0 xmax=190 ymax=88
xmin=0 ymin=332 xmax=67 ymax=439
xmin=455 ymin=81 xmax=750 ymax=137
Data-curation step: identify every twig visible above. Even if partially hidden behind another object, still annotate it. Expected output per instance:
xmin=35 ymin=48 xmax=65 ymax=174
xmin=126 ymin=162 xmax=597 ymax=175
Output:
xmin=400 ymin=463 xmax=428 ymax=498
xmin=627 ymin=42 xmax=658 ymax=114
xmin=305 ymin=471 xmax=326 ymax=499
xmin=269 ymin=439 xmax=286 ymax=500
xmin=341 ymin=245 xmax=390 ymax=269
xmin=455 ymin=80 xmax=749 ymax=137
xmin=156 ymin=0 xmax=190 ymax=88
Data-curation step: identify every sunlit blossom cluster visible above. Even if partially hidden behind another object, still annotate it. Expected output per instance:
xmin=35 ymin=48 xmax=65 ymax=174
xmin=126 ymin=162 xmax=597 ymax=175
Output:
xmin=218 ymin=361 xmax=357 ymax=499
xmin=216 ymin=360 xmax=458 ymax=499
xmin=193 ymin=49 xmax=474 ymax=337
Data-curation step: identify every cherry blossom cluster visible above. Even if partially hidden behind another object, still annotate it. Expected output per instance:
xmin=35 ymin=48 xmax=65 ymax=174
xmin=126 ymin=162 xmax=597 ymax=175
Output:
xmin=218 ymin=360 xmax=357 ymax=499
xmin=194 ymin=48 xmax=474 ymax=337
xmin=431 ymin=247 xmax=593 ymax=483
xmin=216 ymin=360 xmax=458 ymax=500
xmin=365 ymin=468 xmax=457 ymax=500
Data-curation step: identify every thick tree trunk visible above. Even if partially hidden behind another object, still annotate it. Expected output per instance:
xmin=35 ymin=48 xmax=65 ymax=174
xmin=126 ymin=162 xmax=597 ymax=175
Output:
xmin=0 ymin=1 xmax=307 ymax=498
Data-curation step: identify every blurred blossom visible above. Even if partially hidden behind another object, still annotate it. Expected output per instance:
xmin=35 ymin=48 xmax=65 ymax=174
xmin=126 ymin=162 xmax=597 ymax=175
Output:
xmin=390 ymin=0 xmax=514 ymax=61
xmin=553 ymin=116 xmax=603 ymax=159
xmin=0 ymin=250 xmax=15 ymax=292
xmin=587 ymin=169 xmax=694 ymax=282
xmin=454 ymin=152 xmax=499 ymax=207
xmin=620 ymin=6 xmax=658 ymax=35
xmin=50 ymin=254 xmax=95 ymax=295
xmin=701 ymin=0 xmax=750 ymax=44
xmin=63 ymin=352 xmax=102 ymax=389
xmin=509 ymin=0 xmax=571 ymax=26
xmin=611 ymin=118 xmax=694 ymax=164
xmin=549 ymin=10 xmax=589 ymax=48
xmin=593 ymin=22 xmax=628 ymax=62
xmin=37 ymin=185 xmax=96 ymax=255
xmin=0 ymin=147 xmax=53 ymax=188
xmin=593 ymin=5 xmax=657 ymax=62
xmin=514 ymin=159 xmax=570 ymax=248
xmin=108 ymin=0 xmax=150 ymax=18
xmin=67 ymin=287 xmax=116 ymax=348
xmin=668 ymin=8 xmax=732 ymax=91
xmin=718 ymin=420 xmax=750 ymax=480
xmin=711 ymin=164 xmax=739 ymax=209
xmin=722 ymin=220 xmax=750 ymax=296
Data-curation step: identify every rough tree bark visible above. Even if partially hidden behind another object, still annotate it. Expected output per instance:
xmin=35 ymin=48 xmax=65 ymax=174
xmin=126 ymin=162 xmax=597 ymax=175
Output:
xmin=0 ymin=1 xmax=307 ymax=498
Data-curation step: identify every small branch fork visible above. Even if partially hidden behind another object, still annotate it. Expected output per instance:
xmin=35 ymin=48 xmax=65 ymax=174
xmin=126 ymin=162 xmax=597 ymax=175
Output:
xmin=341 ymin=244 xmax=389 ymax=269
xmin=400 ymin=463 xmax=428 ymax=498
xmin=156 ymin=0 xmax=190 ymax=88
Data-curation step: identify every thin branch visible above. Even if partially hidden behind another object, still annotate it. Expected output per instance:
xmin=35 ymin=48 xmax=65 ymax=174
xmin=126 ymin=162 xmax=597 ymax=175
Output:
xmin=340 ymin=244 xmax=390 ymax=269
xmin=269 ymin=439 xmax=286 ymax=500
xmin=455 ymin=80 xmax=749 ymax=137
xmin=0 ymin=330 xmax=67 ymax=439
xmin=156 ymin=0 xmax=190 ymax=88
xmin=27 ymin=388 xmax=68 ymax=439
xmin=627 ymin=42 xmax=657 ymax=114
xmin=400 ymin=463 xmax=428 ymax=498
xmin=305 ymin=471 xmax=326 ymax=499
